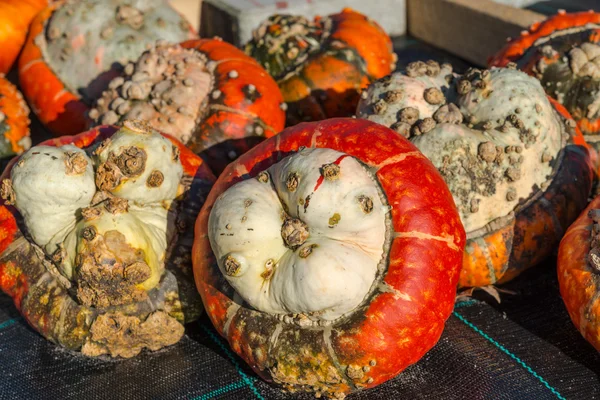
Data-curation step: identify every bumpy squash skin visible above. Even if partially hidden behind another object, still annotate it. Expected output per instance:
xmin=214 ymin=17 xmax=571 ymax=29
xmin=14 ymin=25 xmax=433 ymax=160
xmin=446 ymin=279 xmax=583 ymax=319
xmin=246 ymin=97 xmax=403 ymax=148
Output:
xmin=18 ymin=3 xmax=82 ymax=136
xmin=184 ymin=39 xmax=285 ymax=174
xmin=357 ymin=61 xmax=593 ymax=289
xmin=0 ymin=0 xmax=48 ymax=74
xmin=461 ymin=99 xmax=593 ymax=287
xmin=193 ymin=118 xmax=465 ymax=398
xmin=91 ymin=38 xmax=285 ymax=175
xmin=462 ymin=145 xmax=592 ymax=286
xmin=0 ymin=125 xmax=215 ymax=356
xmin=490 ymin=11 xmax=600 ymax=176
xmin=18 ymin=0 xmax=196 ymax=137
xmin=558 ymin=195 xmax=600 ymax=351
xmin=246 ymin=8 xmax=395 ymax=126
xmin=0 ymin=76 xmax=31 ymax=158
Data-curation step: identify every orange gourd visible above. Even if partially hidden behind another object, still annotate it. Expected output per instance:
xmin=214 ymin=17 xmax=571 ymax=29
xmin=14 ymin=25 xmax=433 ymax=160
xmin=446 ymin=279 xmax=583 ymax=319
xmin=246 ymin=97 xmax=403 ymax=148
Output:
xmin=245 ymin=8 xmax=396 ymax=126
xmin=0 ymin=75 xmax=31 ymax=157
xmin=0 ymin=0 xmax=48 ymax=74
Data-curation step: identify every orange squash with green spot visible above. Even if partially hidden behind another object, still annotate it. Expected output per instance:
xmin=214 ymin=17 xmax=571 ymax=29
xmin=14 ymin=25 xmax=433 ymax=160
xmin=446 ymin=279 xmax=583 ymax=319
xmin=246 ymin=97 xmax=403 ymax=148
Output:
xmin=0 ymin=75 xmax=31 ymax=158
xmin=0 ymin=0 xmax=48 ymax=74
xmin=245 ymin=8 xmax=396 ymax=126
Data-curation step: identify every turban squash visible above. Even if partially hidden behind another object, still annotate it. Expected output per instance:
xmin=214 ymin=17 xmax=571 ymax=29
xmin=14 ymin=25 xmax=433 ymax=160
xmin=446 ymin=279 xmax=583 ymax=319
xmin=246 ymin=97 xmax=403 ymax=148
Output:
xmin=357 ymin=62 xmax=593 ymax=288
xmin=0 ymin=121 xmax=214 ymax=357
xmin=245 ymin=8 xmax=396 ymax=126
xmin=18 ymin=0 xmax=195 ymax=136
xmin=490 ymin=10 xmax=600 ymax=182
xmin=558 ymin=195 xmax=600 ymax=351
xmin=193 ymin=118 xmax=465 ymax=398
xmin=91 ymin=39 xmax=285 ymax=175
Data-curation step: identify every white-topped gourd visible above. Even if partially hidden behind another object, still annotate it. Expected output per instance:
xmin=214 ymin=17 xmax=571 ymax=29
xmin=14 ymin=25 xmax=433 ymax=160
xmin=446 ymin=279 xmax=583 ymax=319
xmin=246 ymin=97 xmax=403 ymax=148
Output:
xmin=2 ymin=120 xmax=183 ymax=309
xmin=208 ymin=148 xmax=387 ymax=320
xmin=357 ymin=65 xmax=564 ymax=233
xmin=7 ymin=146 xmax=95 ymax=254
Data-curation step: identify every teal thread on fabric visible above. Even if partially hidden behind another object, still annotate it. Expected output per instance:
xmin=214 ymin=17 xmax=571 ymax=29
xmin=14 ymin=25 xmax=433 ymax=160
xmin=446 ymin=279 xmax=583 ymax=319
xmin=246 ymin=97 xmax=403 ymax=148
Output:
xmin=454 ymin=300 xmax=479 ymax=309
xmin=192 ymin=380 xmax=246 ymax=400
xmin=200 ymin=323 xmax=264 ymax=400
xmin=0 ymin=317 xmax=21 ymax=330
xmin=453 ymin=311 xmax=565 ymax=400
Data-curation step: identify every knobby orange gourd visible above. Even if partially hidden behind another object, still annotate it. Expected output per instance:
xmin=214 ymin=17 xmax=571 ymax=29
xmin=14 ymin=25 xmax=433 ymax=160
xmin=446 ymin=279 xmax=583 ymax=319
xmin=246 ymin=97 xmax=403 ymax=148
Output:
xmin=490 ymin=10 xmax=600 ymax=180
xmin=245 ymin=8 xmax=396 ymax=126
xmin=0 ymin=120 xmax=215 ymax=357
xmin=0 ymin=0 xmax=48 ymax=74
xmin=91 ymin=39 xmax=286 ymax=174
xmin=357 ymin=62 xmax=593 ymax=288
xmin=558 ymin=196 xmax=600 ymax=351
xmin=193 ymin=118 xmax=465 ymax=398
xmin=0 ymin=75 xmax=31 ymax=158
xmin=18 ymin=0 xmax=196 ymax=136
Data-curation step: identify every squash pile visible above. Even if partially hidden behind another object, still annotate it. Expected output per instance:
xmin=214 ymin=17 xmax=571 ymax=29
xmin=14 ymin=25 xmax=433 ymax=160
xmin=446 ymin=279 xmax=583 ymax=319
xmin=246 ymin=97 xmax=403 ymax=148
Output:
xmin=1 ymin=3 xmax=600 ymax=399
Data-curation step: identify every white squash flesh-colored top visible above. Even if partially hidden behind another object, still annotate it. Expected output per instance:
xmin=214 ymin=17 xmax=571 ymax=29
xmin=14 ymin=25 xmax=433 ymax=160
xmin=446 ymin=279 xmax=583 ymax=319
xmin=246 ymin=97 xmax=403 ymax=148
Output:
xmin=7 ymin=121 xmax=183 ymax=291
xmin=208 ymin=148 xmax=388 ymax=321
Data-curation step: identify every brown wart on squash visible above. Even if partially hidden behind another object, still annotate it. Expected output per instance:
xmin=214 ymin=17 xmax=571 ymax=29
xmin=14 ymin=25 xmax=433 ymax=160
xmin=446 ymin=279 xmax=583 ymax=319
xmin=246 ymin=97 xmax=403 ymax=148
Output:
xmin=0 ymin=120 xmax=215 ymax=357
xmin=357 ymin=62 xmax=593 ymax=289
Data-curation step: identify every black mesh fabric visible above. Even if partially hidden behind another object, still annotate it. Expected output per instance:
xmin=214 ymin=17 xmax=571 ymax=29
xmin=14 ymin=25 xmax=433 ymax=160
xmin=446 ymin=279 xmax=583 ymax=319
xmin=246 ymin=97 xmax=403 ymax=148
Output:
xmin=2 ymin=264 xmax=599 ymax=400
xmin=2 ymin=6 xmax=600 ymax=397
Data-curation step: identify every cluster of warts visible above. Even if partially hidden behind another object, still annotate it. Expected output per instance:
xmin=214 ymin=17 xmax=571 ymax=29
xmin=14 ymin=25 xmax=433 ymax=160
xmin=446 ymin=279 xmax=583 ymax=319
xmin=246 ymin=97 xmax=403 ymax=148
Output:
xmin=530 ymin=36 xmax=600 ymax=120
xmin=45 ymin=2 xmax=190 ymax=62
xmin=45 ymin=1 xmax=190 ymax=91
xmin=91 ymin=43 xmax=215 ymax=144
xmin=362 ymin=60 xmax=566 ymax=216
xmin=275 ymin=357 xmax=378 ymax=399
xmin=1 ymin=121 xmax=177 ymax=308
xmin=91 ymin=41 xmax=277 ymax=148
xmin=247 ymin=13 xmax=396 ymax=84
xmin=246 ymin=14 xmax=327 ymax=80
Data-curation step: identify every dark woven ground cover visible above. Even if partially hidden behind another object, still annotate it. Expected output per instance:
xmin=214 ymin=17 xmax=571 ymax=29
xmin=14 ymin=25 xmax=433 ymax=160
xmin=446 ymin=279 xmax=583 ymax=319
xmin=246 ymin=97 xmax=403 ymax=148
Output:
xmin=2 ymin=263 xmax=599 ymax=400
xmin=2 ymin=2 xmax=600 ymax=397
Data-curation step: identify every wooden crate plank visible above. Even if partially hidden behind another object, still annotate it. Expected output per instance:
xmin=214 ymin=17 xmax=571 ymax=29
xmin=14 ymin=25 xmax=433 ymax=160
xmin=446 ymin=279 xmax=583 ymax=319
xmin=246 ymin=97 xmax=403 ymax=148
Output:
xmin=407 ymin=0 xmax=545 ymax=66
